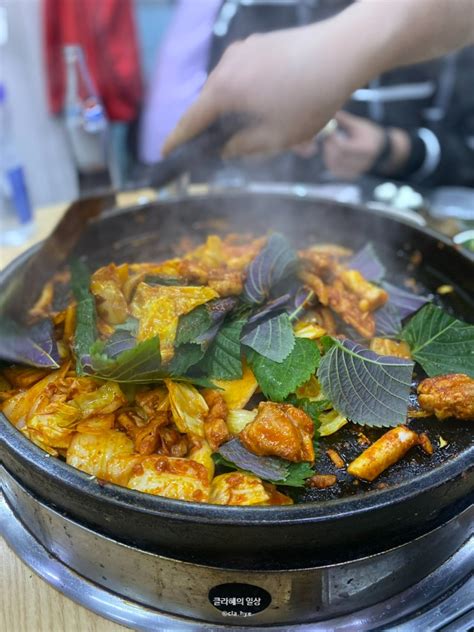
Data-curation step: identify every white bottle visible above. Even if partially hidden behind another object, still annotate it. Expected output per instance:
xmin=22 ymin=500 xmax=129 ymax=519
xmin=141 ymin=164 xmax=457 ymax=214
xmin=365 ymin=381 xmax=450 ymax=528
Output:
xmin=0 ymin=82 xmax=34 ymax=246
xmin=62 ymin=45 xmax=112 ymax=192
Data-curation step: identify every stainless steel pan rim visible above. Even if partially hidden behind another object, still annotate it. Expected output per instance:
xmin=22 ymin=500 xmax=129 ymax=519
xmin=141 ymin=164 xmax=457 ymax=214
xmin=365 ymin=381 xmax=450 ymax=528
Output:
xmin=1 ymin=477 xmax=472 ymax=630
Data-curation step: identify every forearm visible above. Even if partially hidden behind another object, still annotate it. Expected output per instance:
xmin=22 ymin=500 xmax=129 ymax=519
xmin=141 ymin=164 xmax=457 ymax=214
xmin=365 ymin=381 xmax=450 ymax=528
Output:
xmin=337 ymin=0 xmax=474 ymax=80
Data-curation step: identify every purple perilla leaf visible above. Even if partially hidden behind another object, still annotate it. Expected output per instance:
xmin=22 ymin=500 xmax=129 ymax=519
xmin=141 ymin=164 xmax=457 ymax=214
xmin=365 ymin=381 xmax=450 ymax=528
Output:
xmin=244 ymin=234 xmax=298 ymax=304
xmin=348 ymin=243 xmax=385 ymax=282
xmin=0 ymin=318 xmax=60 ymax=368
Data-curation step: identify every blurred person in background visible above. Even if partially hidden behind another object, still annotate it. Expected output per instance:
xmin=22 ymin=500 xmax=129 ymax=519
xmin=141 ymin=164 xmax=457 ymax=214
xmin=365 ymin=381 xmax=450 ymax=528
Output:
xmin=158 ymin=0 xmax=474 ymax=192
xmin=206 ymin=0 xmax=474 ymax=189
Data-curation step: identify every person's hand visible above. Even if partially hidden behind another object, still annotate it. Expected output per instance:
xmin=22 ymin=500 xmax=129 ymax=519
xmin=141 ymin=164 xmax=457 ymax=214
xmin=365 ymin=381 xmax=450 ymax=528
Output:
xmin=161 ymin=0 xmax=474 ymax=161
xmin=162 ymin=23 xmax=369 ymax=159
xmin=322 ymin=111 xmax=412 ymax=180
xmin=322 ymin=111 xmax=386 ymax=180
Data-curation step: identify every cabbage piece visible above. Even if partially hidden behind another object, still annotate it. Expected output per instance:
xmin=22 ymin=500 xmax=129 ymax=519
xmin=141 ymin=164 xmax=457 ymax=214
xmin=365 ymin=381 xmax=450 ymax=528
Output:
xmin=27 ymin=401 xmax=81 ymax=449
xmin=21 ymin=427 xmax=59 ymax=456
xmin=73 ymin=382 xmax=126 ymax=417
xmin=76 ymin=414 xmax=116 ymax=434
xmin=67 ymin=430 xmax=134 ymax=479
xmin=226 ymin=409 xmax=257 ymax=435
xmin=127 ymin=455 xmax=210 ymax=502
xmin=90 ymin=264 xmax=128 ymax=325
xmin=189 ymin=439 xmax=215 ymax=482
xmin=209 ymin=472 xmax=271 ymax=506
xmin=319 ymin=410 xmax=348 ymax=437
xmin=1 ymin=365 xmax=69 ymax=427
xmin=165 ymin=380 xmax=208 ymax=437
xmin=131 ymin=283 xmax=218 ymax=361
xmin=2 ymin=367 xmax=49 ymax=389
xmin=105 ymin=454 xmax=143 ymax=486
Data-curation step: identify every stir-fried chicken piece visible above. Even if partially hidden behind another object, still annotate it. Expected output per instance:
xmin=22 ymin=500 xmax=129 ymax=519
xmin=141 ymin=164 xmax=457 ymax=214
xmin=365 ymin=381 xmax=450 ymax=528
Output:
xmin=314 ymin=307 xmax=337 ymax=335
xmin=347 ymin=425 xmax=420 ymax=482
xmin=127 ymin=455 xmax=210 ymax=502
xmin=418 ymin=374 xmax=474 ymax=421
xmin=327 ymin=278 xmax=376 ymax=338
xmin=176 ymin=235 xmax=265 ymax=288
xmin=117 ymin=410 xmax=188 ymax=456
xmin=203 ymin=390 xmax=230 ymax=451
xmin=90 ymin=264 xmax=129 ymax=325
xmin=298 ymin=249 xmax=341 ymax=280
xmin=185 ymin=234 xmax=265 ymax=271
xmin=298 ymin=270 xmax=329 ymax=305
xmin=307 ymin=474 xmax=337 ymax=489
xmin=135 ymin=387 xmax=169 ymax=416
xmin=370 ymin=338 xmax=412 ymax=359
xmin=117 ymin=411 xmax=168 ymax=455
xmin=207 ymin=268 xmax=244 ymax=296
xmin=339 ymin=269 xmax=388 ymax=312
xmin=240 ymin=402 xmax=315 ymax=462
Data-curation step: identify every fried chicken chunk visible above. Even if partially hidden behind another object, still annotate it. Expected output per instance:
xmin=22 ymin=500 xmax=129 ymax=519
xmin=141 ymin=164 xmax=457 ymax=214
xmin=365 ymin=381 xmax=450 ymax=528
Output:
xmin=418 ymin=374 xmax=474 ymax=421
xmin=327 ymin=278 xmax=376 ymax=338
xmin=203 ymin=390 xmax=230 ymax=451
xmin=339 ymin=269 xmax=388 ymax=312
xmin=240 ymin=402 xmax=315 ymax=462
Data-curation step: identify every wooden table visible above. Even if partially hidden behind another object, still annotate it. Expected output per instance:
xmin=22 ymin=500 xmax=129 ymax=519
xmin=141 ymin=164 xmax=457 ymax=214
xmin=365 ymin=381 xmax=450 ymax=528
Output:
xmin=1 ymin=191 xmax=159 ymax=632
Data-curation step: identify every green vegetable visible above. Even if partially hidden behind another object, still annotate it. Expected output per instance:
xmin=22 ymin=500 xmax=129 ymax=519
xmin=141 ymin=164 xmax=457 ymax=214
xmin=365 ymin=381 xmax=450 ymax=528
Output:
xmin=175 ymin=305 xmax=211 ymax=346
xmin=241 ymin=312 xmax=295 ymax=362
xmin=202 ymin=318 xmax=246 ymax=380
xmin=114 ymin=316 xmax=139 ymax=335
xmin=167 ymin=343 xmax=204 ymax=375
xmin=213 ymin=448 xmax=314 ymax=488
xmin=318 ymin=338 xmax=414 ymax=427
xmin=247 ymin=338 xmax=320 ymax=401
xmin=401 ymin=304 xmax=474 ymax=377
xmin=280 ymin=462 xmax=315 ymax=487
xmin=89 ymin=336 xmax=164 ymax=383
xmin=70 ymin=260 xmax=97 ymax=374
